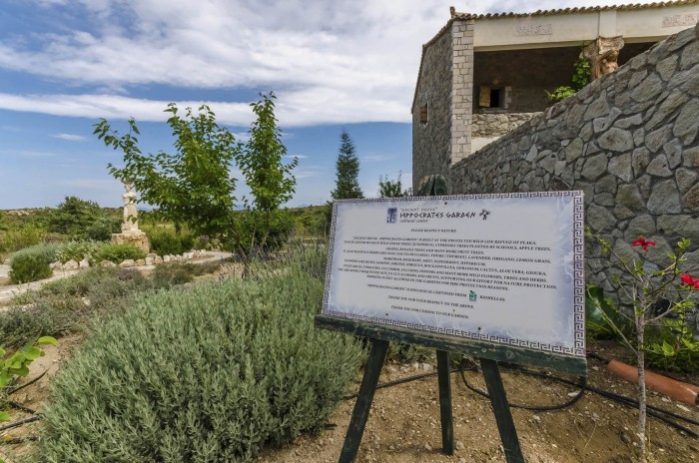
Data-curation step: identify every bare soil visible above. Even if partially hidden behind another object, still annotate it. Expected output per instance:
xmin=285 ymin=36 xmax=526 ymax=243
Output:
xmin=1 ymin=309 xmax=696 ymax=463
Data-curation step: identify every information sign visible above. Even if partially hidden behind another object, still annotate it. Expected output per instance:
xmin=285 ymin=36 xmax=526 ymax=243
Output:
xmin=321 ymin=191 xmax=585 ymax=366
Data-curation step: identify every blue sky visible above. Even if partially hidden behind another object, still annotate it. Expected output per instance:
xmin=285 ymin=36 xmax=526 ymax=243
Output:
xmin=0 ymin=0 xmax=656 ymax=208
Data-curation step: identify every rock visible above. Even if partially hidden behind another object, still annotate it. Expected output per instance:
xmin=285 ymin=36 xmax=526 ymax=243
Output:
xmin=595 ymin=175 xmax=617 ymax=194
xmin=587 ymin=204 xmax=616 ymax=232
xmin=631 ymin=73 xmax=663 ymax=102
xmin=63 ymin=260 xmax=79 ymax=270
xmin=672 ymin=98 xmax=699 ymax=143
xmin=598 ymin=128 xmax=634 ymax=152
xmin=684 ymin=146 xmax=699 ymax=167
xmin=657 ymin=215 xmax=699 ymax=243
xmin=78 ymin=259 xmax=90 ymax=269
xmin=564 ymin=138 xmax=584 ymax=162
xmin=625 ymin=215 xmax=656 ymax=241
xmin=646 ymin=154 xmax=673 ymax=177
xmin=155 ymin=255 xmax=164 ymax=264
xmin=135 ymin=259 xmax=146 ymax=266
xmin=614 ymin=113 xmax=642 ymax=129
xmin=683 ymin=183 xmax=699 ymax=211
xmin=49 ymin=261 xmax=62 ymax=270
xmin=100 ymin=260 xmax=117 ymax=268
xmin=631 ymin=147 xmax=650 ymax=177
xmin=145 ymin=256 xmax=155 ymax=266
xmin=647 ymin=180 xmax=681 ymax=214
xmin=616 ymin=184 xmax=645 ymax=211
xmin=119 ymin=259 xmax=135 ymax=268
xmin=456 ymin=441 xmax=465 ymax=450
xmin=656 ymin=54 xmax=678 ymax=81
xmin=663 ymin=139 xmax=683 ymax=169
xmin=582 ymin=153 xmax=608 ymax=180
xmin=607 ymin=152 xmax=632 ymax=181
xmin=163 ymin=255 xmax=172 ymax=263
xmin=676 ymin=168 xmax=699 ymax=194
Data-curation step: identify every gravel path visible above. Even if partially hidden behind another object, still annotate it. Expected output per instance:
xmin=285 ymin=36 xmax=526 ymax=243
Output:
xmin=0 ymin=251 xmax=233 ymax=307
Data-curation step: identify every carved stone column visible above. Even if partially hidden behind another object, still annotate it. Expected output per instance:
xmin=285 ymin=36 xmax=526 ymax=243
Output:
xmin=583 ymin=36 xmax=625 ymax=79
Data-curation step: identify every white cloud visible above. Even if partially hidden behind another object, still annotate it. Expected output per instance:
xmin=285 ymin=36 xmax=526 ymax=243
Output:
xmin=53 ymin=133 xmax=86 ymax=141
xmin=3 ymin=0 xmax=664 ymax=126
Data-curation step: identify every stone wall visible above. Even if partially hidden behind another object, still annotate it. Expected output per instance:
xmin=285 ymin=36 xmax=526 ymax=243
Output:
xmin=472 ymin=112 xmax=541 ymax=138
xmin=412 ymin=23 xmax=454 ymax=191
xmin=412 ymin=18 xmax=474 ymax=192
xmin=449 ymin=25 xmax=699 ymax=303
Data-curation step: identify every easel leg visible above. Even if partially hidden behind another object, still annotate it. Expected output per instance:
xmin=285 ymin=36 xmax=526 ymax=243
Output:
xmin=339 ymin=339 xmax=389 ymax=463
xmin=480 ymin=358 xmax=525 ymax=463
xmin=436 ymin=350 xmax=454 ymax=455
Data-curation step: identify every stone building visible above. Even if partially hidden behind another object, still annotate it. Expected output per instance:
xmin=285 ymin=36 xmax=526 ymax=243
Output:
xmin=412 ymin=0 xmax=698 ymax=190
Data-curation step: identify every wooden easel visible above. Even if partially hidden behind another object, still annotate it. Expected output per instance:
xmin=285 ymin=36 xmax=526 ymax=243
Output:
xmin=338 ymin=338 xmax=525 ymax=463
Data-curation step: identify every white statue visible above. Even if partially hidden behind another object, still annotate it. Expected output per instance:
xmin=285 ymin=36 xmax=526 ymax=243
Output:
xmin=121 ymin=182 xmax=139 ymax=233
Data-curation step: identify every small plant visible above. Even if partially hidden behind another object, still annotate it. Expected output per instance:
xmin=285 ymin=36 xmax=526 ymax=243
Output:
xmin=0 ymin=225 xmax=46 ymax=256
xmin=8 ymin=243 xmax=59 ymax=284
xmin=145 ymin=226 xmax=195 ymax=256
xmin=95 ymin=243 xmax=146 ymax=263
xmin=38 ymin=249 xmax=362 ymax=462
xmin=547 ymin=50 xmax=591 ymax=102
xmin=56 ymin=240 xmax=103 ymax=264
xmin=594 ymin=235 xmax=698 ymax=462
xmin=1 ymin=336 xmax=58 ymax=421
xmin=378 ymin=172 xmax=405 ymax=198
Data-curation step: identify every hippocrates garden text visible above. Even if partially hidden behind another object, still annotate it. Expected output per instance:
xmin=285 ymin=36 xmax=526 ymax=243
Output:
xmin=322 ymin=192 xmax=585 ymax=358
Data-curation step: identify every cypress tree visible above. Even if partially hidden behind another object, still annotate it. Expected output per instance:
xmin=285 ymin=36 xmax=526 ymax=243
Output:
xmin=331 ymin=131 xmax=363 ymax=200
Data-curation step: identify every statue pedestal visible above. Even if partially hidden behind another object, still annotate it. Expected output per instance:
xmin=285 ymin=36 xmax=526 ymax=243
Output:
xmin=111 ymin=230 xmax=150 ymax=253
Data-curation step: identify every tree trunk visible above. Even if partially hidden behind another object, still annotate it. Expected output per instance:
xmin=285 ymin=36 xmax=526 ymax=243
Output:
xmin=637 ymin=323 xmax=647 ymax=463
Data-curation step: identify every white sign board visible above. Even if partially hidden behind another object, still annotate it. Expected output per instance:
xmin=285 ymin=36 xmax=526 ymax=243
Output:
xmin=322 ymin=192 xmax=585 ymax=358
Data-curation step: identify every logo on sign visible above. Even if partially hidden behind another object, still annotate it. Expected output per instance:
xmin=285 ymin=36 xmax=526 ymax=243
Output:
xmin=386 ymin=208 xmax=398 ymax=224
xmin=469 ymin=290 xmax=478 ymax=302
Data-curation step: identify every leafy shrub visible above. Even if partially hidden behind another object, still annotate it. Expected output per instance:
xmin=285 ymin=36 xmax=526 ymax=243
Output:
xmin=645 ymin=314 xmax=699 ymax=373
xmin=56 ymin=241 xmax=103 ymax=264
xmin=150 ymin=263 xmax=196 ymax=287
xmin=39 ymin=252 xmax=362 ymax=462
xmin=146 ymin=226 xmax=195 ymax=256
xmin=95 ymin=243 xmax=146 ymax=263
xmin=231 ymin=209 xmax=293 ymax=257
xmin=9 ymin=244 xmax=59 ymax=284
xmin=0 ymin=225 xmax=47 ymax=256
xmin=48 ymin=196 xmax=119 ymax=241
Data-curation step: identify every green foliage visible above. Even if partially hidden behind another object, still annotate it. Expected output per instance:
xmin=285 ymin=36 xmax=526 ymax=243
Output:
xmin=48 ymin=196 xmax=118 ymax=241
xmin=56 ymin=240 xmax=103 ymax=264
xmin=0 ymin=224 xmax=46 ymax=257
xmin=236 ymin=92 xmax=297 ymax=212
xmin=585 ymin=285 xmax=633 ymax=340
xmin=38 ymin=250 xmax=362 ymax=463
xmin=288 ymin=206 xmax=329 ymax=238
xmin=0 ymin=336 xmax=57 ymax=421
xmin=230 ymin=209 xmax=294 ymax=256
xmin=547 ymin=51 xmax=592 ymax=102
xmin=546 ymin=85 xmax=577 ymax=102
xmin=94 ymin=104 xmax=239 ymax=239
xmin=378 ymin=173 xmax=404 ymax=198
xmin=331 ymin=131 xmax=363 ymax=200
xmin=95 ymin=243 xmax=146 ymax=263
xmin=145 ymin=226 xmax=195 ymax=256
xmin=9 ymin=243 xmax=59 ymax=284
xmin=645 ymin=314 xmax=699 ymax=373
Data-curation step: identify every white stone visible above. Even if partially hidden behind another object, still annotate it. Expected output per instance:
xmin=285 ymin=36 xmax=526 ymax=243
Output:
xmin=119 ymin=259 xmax=135 ymax=268
xmin=79 ymin=259 xmax=90 ymax=269
xmin=63 ymin=260 xmax=79 ymax=270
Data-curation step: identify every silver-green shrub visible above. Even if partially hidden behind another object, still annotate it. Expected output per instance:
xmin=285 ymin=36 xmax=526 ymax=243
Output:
xmin=38 ymin=253 xmax=362 ymax=462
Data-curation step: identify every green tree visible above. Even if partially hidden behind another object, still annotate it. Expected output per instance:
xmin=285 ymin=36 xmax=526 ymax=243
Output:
xmin=93 ymin=105 xmax=239 ymax=239
xmin=378 ymin=172 xmax=404 ymax=198
xmin=232 ymin=92 xmax=297 ymax=255
xmin=331 ymin=131 xmax=363 ymax=200
xmin=236 ymin=92 xmax=297 ymax=212
xmin=48 ymin=196 xmax=119 ymax=241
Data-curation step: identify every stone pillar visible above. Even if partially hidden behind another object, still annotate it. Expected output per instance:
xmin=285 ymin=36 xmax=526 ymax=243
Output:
xmin=450 ymin=18 xmax=474 ymax=168
xmin=583 ymin=36 xmax=625 ymax=79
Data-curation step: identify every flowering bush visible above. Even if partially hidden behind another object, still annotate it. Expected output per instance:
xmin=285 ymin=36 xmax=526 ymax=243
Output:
xmin=596 ymin=235 xmax=697 ymax=462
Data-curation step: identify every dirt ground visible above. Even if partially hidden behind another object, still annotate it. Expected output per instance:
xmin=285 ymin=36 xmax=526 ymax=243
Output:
xmin=1 ymin=311 xmax=696 ymax=463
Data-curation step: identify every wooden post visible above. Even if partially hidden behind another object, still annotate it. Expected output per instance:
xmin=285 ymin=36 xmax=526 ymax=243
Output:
xmin=339 ymin=339 xmax=389 ymax=463
xmin=436 ymin=350 xmax=455 ymax=455
xmin=480 ymin=358 xmax=525 ymax=463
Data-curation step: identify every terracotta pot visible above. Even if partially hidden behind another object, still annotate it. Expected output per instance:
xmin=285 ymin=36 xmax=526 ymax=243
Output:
xmin=607 ymin=359 xmax=698 ymax=406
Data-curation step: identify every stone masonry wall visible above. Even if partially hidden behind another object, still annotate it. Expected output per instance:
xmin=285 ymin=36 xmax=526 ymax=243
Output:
xmin=449 ymin=25 xmax=699 ymax=304
xmin=412 ymin=23 xmax=453 ymax=192
xmin=450 ymin=19 xmax=475 ymax=166
xmin=472 ymin=112 xmax=541 ymax=138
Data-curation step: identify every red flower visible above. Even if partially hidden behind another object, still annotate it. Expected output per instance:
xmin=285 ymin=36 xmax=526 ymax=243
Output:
xmin=680 ymin=273 xmax=699 ymax=290
xmin=632 ymin=237 xmax=656 ymax=251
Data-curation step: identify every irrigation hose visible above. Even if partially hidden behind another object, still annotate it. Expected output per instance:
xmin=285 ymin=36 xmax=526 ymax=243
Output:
xmin=341 ymin=359 xmax=698 ymax=438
